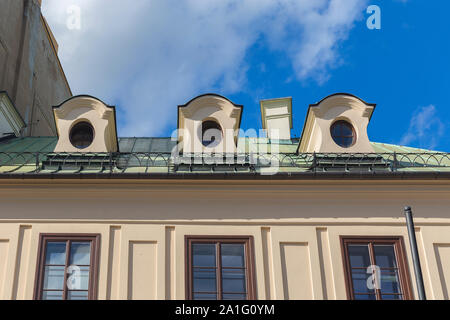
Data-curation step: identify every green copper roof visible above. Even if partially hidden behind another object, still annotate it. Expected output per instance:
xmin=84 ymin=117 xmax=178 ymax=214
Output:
xmin=0 ymin=137 xmax=301 ymax=154
xmin=0 ymin=137 xmax=449 ymax=177
xmin=1 ymin=136 xmax=444 ymax=154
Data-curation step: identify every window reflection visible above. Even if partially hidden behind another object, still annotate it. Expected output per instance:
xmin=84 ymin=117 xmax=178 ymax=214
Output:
xmin=345 ymin=240 xmax=407 ymax=300
xmin=330 ymin=120 xmax=356 ymax=148
xmin=190 ymin=240 xmax=251 ymax=300
xmin=39 ymin=237 xmax=96 ymax=300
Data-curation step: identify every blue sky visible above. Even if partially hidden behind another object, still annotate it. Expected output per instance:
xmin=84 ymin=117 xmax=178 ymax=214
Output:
xmin=42 ymin=0 xmax=449 ymax=151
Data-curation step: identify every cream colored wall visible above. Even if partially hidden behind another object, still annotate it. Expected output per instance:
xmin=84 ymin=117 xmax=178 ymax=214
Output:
xmin=266 ymin=117 xmax=290 ymax=140
xmin=260 ymin=98 xmax=292 ymax=140
xmin=53 ymin=96 xmax=118 ymax=153
xmin=178 ymin=95 xmax=242 ymax=154
xmin=0 ymin=179 xmax=450 ymax=300
xmin=299 ymin=94 xmax=375 ymax=153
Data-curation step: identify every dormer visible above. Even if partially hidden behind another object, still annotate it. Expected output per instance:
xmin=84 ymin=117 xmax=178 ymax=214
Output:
xmin=53 ymin=95 xmax=119 ymax=153
xmin=298 ymin=93 xmax=376 ymax=153
xmin=177 ymin=94 xmax=243 ymax=154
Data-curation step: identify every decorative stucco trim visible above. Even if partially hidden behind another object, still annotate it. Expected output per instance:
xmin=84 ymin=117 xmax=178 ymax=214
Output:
xmin=297 ymin=93 xmax=377 ymax=153
xmin=177 ymin=94 xmax=243 ymax=153
xmin=52 ymin=95 xmax=119 ymax=152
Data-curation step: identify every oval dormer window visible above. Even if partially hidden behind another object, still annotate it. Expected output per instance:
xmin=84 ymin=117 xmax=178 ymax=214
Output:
xmin=330 ymin=120 xmax=356 ymax=148
xmin=201 ymin=120 xmax=222 ymax=148
xmin=70 ymin=121 xmax=94 ymax=149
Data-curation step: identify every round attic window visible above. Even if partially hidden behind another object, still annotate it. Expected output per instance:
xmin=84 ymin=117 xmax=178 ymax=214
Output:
xmin=201 ymin=120 xmax=222 ymax=148
xmin=69 ymin=121 xmax=94 ymax=149
xmin=330 ymin=120 xmax=356 ymax=148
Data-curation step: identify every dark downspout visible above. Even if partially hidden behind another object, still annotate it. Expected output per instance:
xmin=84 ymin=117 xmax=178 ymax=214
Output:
xmin=404 ymin=206 xmax=426 ymax=300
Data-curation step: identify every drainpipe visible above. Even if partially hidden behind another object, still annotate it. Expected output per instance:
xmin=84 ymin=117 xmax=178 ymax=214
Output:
xmin=404 ymin=206 xmax=426 ymax=300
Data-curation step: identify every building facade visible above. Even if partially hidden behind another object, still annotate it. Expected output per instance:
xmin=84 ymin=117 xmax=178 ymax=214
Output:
xmin=0 ymin=93 xmax=449 ymax=300
xmin=0 ymin=0 xmax=71 ymax=137
xmin=0 ymin=0 xmax=449 ymax=302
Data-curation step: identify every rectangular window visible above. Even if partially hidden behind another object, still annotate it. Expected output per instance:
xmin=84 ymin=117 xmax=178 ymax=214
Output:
xmin=34 ymin=234 xmax=100 ymax=300
xmin=341 ymin=237 xmax=412 ymax=300
xmin=186 ymin=236 xmax=255 ymax=300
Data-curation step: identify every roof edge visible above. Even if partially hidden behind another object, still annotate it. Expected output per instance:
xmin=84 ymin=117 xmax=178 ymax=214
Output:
xmin=0 ymin=171 xmax=449 ymax=181
xmin=177 ymin=93 xmax=243 ymax=109
xmin=310 ymin=92 xmax=376 ymax=108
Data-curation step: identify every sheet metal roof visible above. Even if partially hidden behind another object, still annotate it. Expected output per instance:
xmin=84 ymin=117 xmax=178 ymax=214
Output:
xmin=0 ymin=137 xmax=448 ymax=178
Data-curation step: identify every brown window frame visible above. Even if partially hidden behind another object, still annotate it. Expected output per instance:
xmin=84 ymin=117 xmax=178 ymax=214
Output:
xmin=33 ymin=233 xmax=100 ymax=300
xmin=340 ymin=236 xmax=413 ymax=300
xmin=185 ymin=235 xmax=256 ymax=300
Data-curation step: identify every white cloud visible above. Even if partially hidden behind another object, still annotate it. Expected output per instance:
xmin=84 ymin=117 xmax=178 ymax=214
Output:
xmin=400 ymin=105 xmax=445 ymax=150
xmin=42 ymin=0 xmax=368 ymax=136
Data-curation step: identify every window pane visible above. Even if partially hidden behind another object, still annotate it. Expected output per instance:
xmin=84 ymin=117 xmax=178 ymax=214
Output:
xmin=331 ymin=124 xmax=340 ymax=136
xmin=380 ymin=271 xmax=401 ymax=294
xmin=222 ymin=269 xmax=246 ymax=293
xmin=43 ymin=266 xmax=65 ymax=290
xmin=348 ymin=244 xmax=371 ymax=268
xmin=342 ymin=137 xmax=353 ymax=147
xmin=67 ymin=266 xmax=90 ymax=291
xmin=193 ymin=268 xmax=216 ymax=293
xmin=193 ymin=244 xmax=216 ymax=267
xmin=336 ymin=137 xmax=344 ymax=146
xmin=221 ymin=244 xmax=245 ymax=268
xmin=341 ymin=124 xmax=353 ymax=136
xmin=70 ymin=242 xmax=91 ymax=265
xmin=67 ymin=291 xmax=89 ymax=300
xmin=193 ymin=293 xmax=217 ymax=300
xmin=45 ymin=242 xmax=66 ymax=265
xmin=223 ymin=294 xmax=247 ymax=300
xmin=351 ymin=269 xmax=375 ymax=294
xmin=373 ymin=245 xmax=398 ymax=269
xmin=42 ymin=291 xmax=63 ymax=300
xmin=331 ymin=121 xmax=355 ymax=148
xmin=354 ymin=294 xmax=376 ymax=300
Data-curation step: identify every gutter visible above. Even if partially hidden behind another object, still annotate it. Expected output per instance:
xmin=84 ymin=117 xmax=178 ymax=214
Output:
xmin=0 ymin=171 xmax=449 ymax=180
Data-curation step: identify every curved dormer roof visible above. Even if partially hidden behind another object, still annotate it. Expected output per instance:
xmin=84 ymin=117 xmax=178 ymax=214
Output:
xmin=297 ymin=93 xmax=377 ymax=153
xmin=52 ymin=95 xmax=119 ymax=152
xmin=177 ymin=94 xmax=243 ymax=153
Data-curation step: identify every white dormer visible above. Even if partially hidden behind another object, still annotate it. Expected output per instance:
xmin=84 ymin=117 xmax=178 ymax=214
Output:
xmin=53 ymin=95 xmax=119 ymax=153
xmin=260 ymin=97 xmax=292 ymax=140
xmin=0 ymin=92 xmax=26 ymax=137
xmin=177 ymin=94 xmax=243 ymax=154
xmin=298 ymin=93 xmax=376 ymax=153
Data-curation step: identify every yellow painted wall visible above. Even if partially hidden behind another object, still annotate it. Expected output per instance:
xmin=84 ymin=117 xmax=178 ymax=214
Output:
xmin=0 ymin=179 xmax=449 ymax=300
